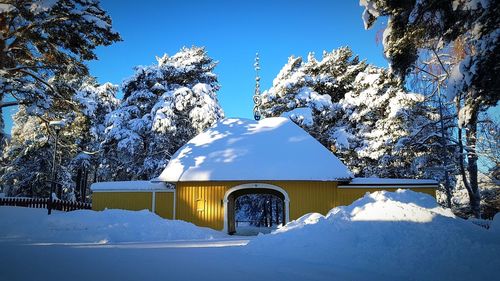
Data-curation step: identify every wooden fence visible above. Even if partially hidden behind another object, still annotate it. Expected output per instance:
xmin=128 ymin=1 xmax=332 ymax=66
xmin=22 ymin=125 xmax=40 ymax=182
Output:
xmin=0 ymin=197 xmax=91 ymax=212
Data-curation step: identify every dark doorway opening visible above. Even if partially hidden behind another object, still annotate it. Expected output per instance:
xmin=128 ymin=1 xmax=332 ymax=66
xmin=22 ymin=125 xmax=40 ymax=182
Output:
xmin=227 ymin=188 xmax=285 ymax=235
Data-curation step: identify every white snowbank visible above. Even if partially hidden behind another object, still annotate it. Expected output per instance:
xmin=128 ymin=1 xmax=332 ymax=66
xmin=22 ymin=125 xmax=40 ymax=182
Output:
xmin=248 ymin=189 xmax=500 ymax=281
xmin=90 ymin=181 xmax=169 ymax=191
xmin=491 ymin=212 xmax=500 ymax=233
xmin=0 ymin=192 xmax=498 ymax=281
xmin=0 ymin=207 xmax=224 ymax=243
xmin=157 ymin=117 xmax=353 ymax=182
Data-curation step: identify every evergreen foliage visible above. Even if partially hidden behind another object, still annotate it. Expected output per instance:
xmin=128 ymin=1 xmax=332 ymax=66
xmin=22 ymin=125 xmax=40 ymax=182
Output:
xmin=0 ymin=76 xmax=118 ymax=199
xmin=0 ymin=0 xmax=121 ymax=144
xmin=360 ymin=0 xmax=500 ymax=217
xmin=261 ymin=47 xmax=443 ymax=179
xmin=100 ymin=47 xmax=224 ymax=181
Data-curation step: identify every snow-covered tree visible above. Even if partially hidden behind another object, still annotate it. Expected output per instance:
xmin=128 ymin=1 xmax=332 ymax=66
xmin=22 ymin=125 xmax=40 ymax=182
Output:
xmin=261 ymin=47 xmax=442 ymax=179
xmin=339 ymin=66 xmax=443 ymax=179
xmin=71 ymin=81 xmax=119 ymax=201
xmin=0 ymin=104 xmax=77 ymax=198
xmin=0 ymin=0 xmax=121 ymax=144
xmin=0 ymin=74 xmax=117 ymax=199
xmin=100 ymin=47 xmax=224 ymax=181
xmin=0 ymin=106 xmax=54 ymax=197
xmin=477 ymin=117 xmax=499 ymax=182
xmin=360 ymin=0 xmax=499 ymax=217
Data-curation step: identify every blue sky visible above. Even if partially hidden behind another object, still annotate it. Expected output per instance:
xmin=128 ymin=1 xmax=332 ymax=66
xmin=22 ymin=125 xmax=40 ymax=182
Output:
xmin=3 ymin=0 xmax=387 ymax=131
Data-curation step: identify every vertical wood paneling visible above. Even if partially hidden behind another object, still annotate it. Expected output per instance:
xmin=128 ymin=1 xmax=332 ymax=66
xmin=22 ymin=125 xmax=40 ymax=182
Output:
xmin=175 ymin=181 xmax=339 ymax=230
xmin=93 ymin=184 xmax=436 ymax=233
xmin=176 ymin=182 xmax=230 ymax=230
xmin=280 ymin=181 xmax=337 ymax=220
xmin=92 ymin=192 xmax=152 ymax=211
xmin=155 ymin=192 xmax=174 ymax=219
xmin=337 ymin=188 xmax=436 ymax=206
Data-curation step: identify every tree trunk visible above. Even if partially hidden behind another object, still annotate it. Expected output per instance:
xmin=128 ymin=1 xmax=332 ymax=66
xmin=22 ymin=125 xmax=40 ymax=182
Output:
xmin=275 ymin=198 xmax=280 ymax=225
xmin=263 ymin=196 xmax=268 ymax=227
xmin=465 ymin=98 xmax=481 ymax=218
xmin=81 ymin=169 xmax=88 ymax=203
xmin=93 ymin=166 xmax=98 ymax=183
xmin=268 ymin=196 xmax=273 ymax=227
xmin=457 ymin=92 xmax=481 ymax=218
xmin=438 ymin=91 xmax=452 ymax=208
xmin=75 ymin=168 xmax=82 ymax=201
xmin=0 ymin=100 xmax=4 ymax=149
xmin=0 ymin=34 xmax=10 ymax=148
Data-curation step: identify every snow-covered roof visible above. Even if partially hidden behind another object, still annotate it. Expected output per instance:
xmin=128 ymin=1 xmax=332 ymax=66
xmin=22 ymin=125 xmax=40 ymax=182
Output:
xmin=156 ymin=117 xmax=353 ymax=182
xmin=340 ymin=177 xmax=438 ymax=188
xmin=90 ymin=181 xmax=170 ymax=191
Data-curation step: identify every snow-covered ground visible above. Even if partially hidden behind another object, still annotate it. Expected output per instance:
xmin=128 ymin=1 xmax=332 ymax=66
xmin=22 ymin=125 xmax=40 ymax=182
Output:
xmin=0 ymin=208 xmax=224 ymax=243
xmin=249 ymin=190 xmax=500 ymax=281
xmin=235 ymin=224 xmax=277 ymax=236
xmin=1 ymin=190 xmax=499 ymax=281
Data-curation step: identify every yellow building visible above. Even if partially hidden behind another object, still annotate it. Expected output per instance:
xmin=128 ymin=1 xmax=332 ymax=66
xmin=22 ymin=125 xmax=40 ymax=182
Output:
xmin=92 ymin=117 xmax=438 ymax=234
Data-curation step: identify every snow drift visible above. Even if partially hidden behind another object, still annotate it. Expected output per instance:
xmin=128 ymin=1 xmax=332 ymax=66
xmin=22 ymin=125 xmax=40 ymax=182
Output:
xmin=248 ymin=189 xmax=500 ymax=281
xmin=491 ymin=212 xmax=500 ymax=233
xmin=0 ymin=207 xmax=225 ymax=243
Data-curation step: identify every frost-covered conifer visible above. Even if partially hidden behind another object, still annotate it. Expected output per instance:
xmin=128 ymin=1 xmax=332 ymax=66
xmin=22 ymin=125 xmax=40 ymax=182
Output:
xmin=71 ymin=81 xmax=119 ymax=200
xmin=100 ymin=47 xmax=224 ymax=181
xmin=0 ymin=75 xmax=117 ymax=199
xmin=262 ymin=47 xmax=442 ymax=179
xmin=0 ymin=107 xmax=54 ymax=196
xmin=0 ymin=105 xmax=76 ymax=198
xmin=0 ymin=0 xmax=121 ymax=143
xmin=359 ymin=0 xmax=499 ymax=217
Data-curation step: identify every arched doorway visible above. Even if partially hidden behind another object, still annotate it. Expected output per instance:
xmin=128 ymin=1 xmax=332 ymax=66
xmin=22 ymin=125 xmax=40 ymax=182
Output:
xmin=223 ymin=183 xmax=290 ymax=234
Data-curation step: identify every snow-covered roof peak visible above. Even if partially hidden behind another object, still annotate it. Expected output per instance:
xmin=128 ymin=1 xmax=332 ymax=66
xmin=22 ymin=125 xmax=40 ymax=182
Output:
xmin=156 ymin=117 xmax=353 ymax=182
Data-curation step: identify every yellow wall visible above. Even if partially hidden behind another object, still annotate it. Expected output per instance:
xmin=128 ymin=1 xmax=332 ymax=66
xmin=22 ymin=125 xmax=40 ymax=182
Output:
xmin=279 ymin=181 xmax=337 ymax=220
xmin=175 ymin=181 xmax=339 ymax=231
xmin=92 ymin=192 xmax=152 ymax=211
xmin=176 ymin=181 xmax=437 ymax=231
xmin=92 ymin=183 xmax=437 ymax=232
xmin=92 ymin=191 xmax=175 ymax=219
xmin=155 ymin=191 xmax=175 ymax=219
xmin=337 ymin=187 xmax=436 ymax=207
xmin=176 ymin=182 xmax=227 ymax=231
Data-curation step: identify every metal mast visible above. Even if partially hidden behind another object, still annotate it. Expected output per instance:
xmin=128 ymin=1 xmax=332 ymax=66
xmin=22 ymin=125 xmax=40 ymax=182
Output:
xmin=253 ymin=52 xmax=262 ymax=121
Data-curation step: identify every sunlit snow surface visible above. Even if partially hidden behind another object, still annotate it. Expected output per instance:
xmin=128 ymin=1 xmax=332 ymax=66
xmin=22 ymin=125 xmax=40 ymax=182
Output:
xmin=157 ymin=117 xmax=353 ymax=182
xmin=249 ymin=189 xmax=500 ymax=280
xmin=1 ymin=190 xmax=499 ymax=281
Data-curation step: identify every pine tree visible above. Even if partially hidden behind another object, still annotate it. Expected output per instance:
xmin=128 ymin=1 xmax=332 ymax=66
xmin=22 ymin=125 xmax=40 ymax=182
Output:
xmin=0 ymin=0 xmax=121 ymax=144
xmin=0 ymin=74 xmax=116 ymax=199
xmin=261 ymin=47 xmax=443 ymax=180
xmin=360 ymin=0 xmax=499 ymax=217
xmin=0 ymin=106 xmax=53 ymax=197
xmin=72 ymin=81 xmax=119 ymax=201
xmin=100 ymin=47 xmax=224 ymax=181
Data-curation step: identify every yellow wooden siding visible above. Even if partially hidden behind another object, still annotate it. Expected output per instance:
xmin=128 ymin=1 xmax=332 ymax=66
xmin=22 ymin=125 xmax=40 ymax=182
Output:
xmin=337 ymin=188 xmax=436 ymax=207
xmin=278 ymin=181 xmax=337 ymax=220
xmin=176 ymin=181 xmax=338 ymax=230
xmin=92 ymin=192 xmax=152 ymax=211
xmin=92 ymin=183 xmax=436 ymax=232
xmin=176 ymin=183 xmax=227 ymax=230
xmin=155 ymin=192 xmax=174 ymax=219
